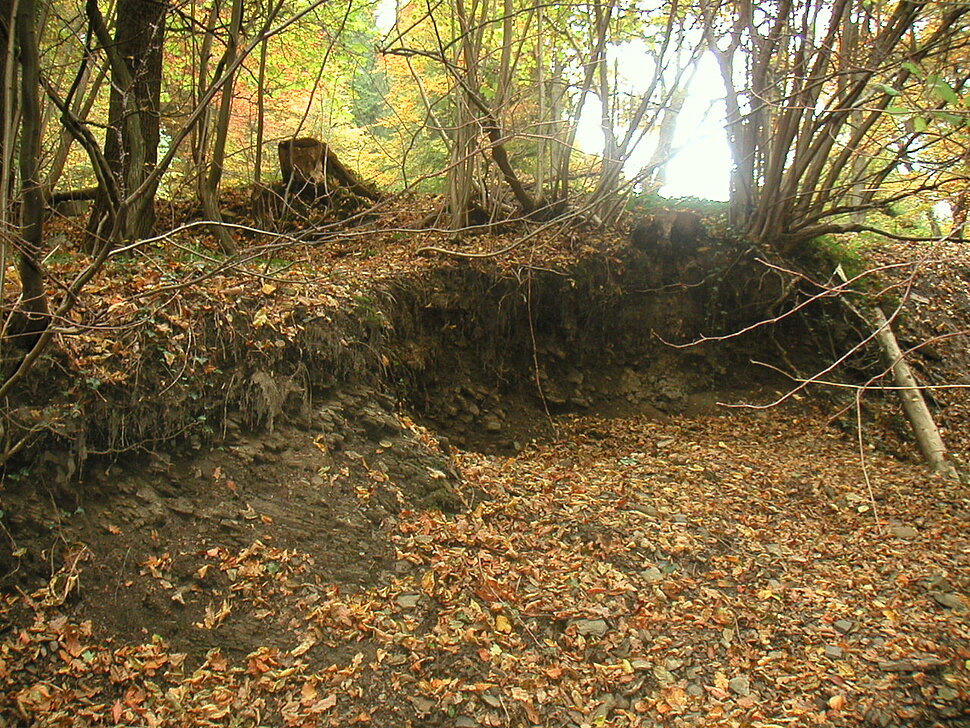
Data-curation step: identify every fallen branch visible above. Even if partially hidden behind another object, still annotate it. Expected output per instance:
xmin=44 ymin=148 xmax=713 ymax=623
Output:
xmin=868 ymin=306 xmax=958 ymax=478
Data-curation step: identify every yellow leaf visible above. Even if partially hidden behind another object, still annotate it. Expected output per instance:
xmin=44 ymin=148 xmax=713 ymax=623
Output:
xmin=252 ymin=308 xmax=270 ymax=328
xmin=495 ymin=615 xmax=512 ymax=633
xmin=261 ymin=283 xmax=277 ymax=295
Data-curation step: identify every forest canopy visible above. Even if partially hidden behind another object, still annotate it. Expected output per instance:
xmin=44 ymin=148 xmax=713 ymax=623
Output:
xmin=0 ymin=0 xmax=967 ymax=373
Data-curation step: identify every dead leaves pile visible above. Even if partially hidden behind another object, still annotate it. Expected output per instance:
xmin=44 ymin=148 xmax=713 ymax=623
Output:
xmin=2 ymin=406 xmax=968 ymax=726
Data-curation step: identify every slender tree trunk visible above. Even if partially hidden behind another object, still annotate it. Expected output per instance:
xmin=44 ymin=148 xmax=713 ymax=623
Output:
xmin=534 ymin=11 xmax=546 ymax=197
xmin=44 ymin=59 xmax=106 ymax=198
xmin=554 ymin=0 xmax=613 ymax=203
xmin=0 ymin=0 xmax=16 ymax=220
xmin=200 ymin=0 xmax=242 ymax=254
xmin=641 ymin=87 xmax=687 ymax=192
xmin=86 ymin=0 xmax=167 ymax=246
xmin=872 ymin=307 xmax=957 ymax=478
xmin=448 ymin=0 xmax=482 ymax=228
xmin=12 ymin=0 xmax=49 ymax=344
xmin=949 ymin=148 xmax=969 ymax=240
xmin=254 ymin=35 xmax=268 ymax=184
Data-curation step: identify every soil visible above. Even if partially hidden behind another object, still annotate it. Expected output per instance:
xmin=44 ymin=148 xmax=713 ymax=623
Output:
xmin=1 ymin=216 xmax=968 ymax=727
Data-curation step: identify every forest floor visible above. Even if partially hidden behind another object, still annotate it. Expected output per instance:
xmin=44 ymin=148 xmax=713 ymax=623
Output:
xmin=1 ymin=200 xmax=969 ymax=727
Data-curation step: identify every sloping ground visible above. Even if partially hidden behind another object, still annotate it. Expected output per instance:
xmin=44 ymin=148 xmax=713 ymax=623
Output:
xmin=1 ymin=205 xmax=969 ymax=726
xmin=1 ymin=406 xmax=967 ymax=726
xmin=860 ymin=236 xmax=970 ymax=461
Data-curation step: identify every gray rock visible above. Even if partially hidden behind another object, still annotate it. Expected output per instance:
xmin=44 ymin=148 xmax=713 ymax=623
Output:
xmin=671 ymin=513 xmax=689 ymax=524
xmin=641 ymin=567 xmax=664 ymax=583
xmin=728 ymin=676 xmax=750 ymax=696
xmin=574 ymin=619 xmax=609 ymax=637
xmin=687 ymin=683 xmax=704 ymax=697
xmin=135 ymin=484 xmax=162 ymax=504
xmin=410 ymin=696 xmax=435 ymax=714
xmin=929 ymin=591 xmax=968 ymax=611
xmin=591 ymin=695 xmax=617 ymax=720
xmin=484 ymin=417 xmax=503 ymax=433
xmin=889 ymin=525 xmax=918 ymax=539
xmin=396 ymin=594 xmax=421 ymax=608
xmin=825 ymin=645 xmax=843 ymax=659
xmin=834 ymin=619 xmax=854 ymax=634
xmin=925 ymin=573 xmax=953 ymax=591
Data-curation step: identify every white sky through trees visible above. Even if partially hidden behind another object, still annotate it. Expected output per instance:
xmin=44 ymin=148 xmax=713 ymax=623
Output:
xmin=576 ymin=51 xmax=732 ymax=201
xmin=377 ymin=1 xmax=733 ymax=201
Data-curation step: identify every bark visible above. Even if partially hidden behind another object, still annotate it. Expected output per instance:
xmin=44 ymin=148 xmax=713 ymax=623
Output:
xmin=86 ymin=0 xmax=167 ymax=245
xmin=640 ymin=87 xmax=688 ymax=192
xmin=278 ymin=138 xmax=381 ymax=201
xmin=200 ymin=0 xmax=242 ymax=254
xmin=553 ymin=0 xmax=614 ymax=202
xmin=871 ymin=307 xmax=957 ymax=478
xmin=0 ymin=0 xmax=15 ymax=217
xmin=949 ymin=148 xmax=969 ymax=240
xmin=448 ymin=0 xmax=482 ymax=228
xmin=11 ymin=0 xmax=49 ymax=345
xmin=254 ymin=35 xmax=268 ymax=184
xmin=44 ymin=57 xmax=107 ymax=200
xmin=718 ymin=0 xmax=969 ymax=249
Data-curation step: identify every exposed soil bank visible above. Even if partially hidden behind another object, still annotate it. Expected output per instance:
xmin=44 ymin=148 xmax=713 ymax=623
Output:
xmin=384 ymin=247 xmax=822 ymax=453
xmin=1 ymin=240 xmax=840 ymax=593
xmin=1 ymin=237 xmax=968 ymax=727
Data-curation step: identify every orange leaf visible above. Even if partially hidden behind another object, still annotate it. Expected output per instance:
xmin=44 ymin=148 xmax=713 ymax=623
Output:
xmin=301 ymin=681 xmax=318 ymax=705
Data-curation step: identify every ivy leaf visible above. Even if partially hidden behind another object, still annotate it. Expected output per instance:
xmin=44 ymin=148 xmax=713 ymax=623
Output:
xmin=933 ymin=79 xmax=959 ymax=105
xmin=913 ymin=116 xmax=929 ymax=133
xmin=875 ymin=83 xmax=900 ymax=96
xmin=902 ymin=61 xmax=922 ymax=77
xmin=932 ymin=110 xmax=965 ymax=127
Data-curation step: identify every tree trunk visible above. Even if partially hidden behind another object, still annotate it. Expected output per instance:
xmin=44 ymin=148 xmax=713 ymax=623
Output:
xmin=86 ymin=0 xmax=167 ymax=246
xmin=640 ymin=87 xmax=687 ymax=192
xmin=200 ymin=0 xmax=242 ymax=254
xmin=447 ymin=0 xmax=482 ymax=228
xmin=11 ymin=0 xmax=49 ymax=345
xmin=872 ymin=307 xmax=957 ymax=478
xmin=44 ymin=58 xmax=106 ymax=199
xmin=254 ymin=35 xmax=268 ymax=184
xmin=0 ymin=0 xmax=15 ymax=236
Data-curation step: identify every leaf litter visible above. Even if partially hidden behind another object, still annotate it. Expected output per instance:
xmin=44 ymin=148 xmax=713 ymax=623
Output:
xmin=3 ymin=209 xmax=969 ymax=726
xmin=2 ymin=404 xmax=968 ymax=726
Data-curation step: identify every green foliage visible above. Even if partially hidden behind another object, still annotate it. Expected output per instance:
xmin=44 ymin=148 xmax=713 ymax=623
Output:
xmin=811 ymin=234 xmax=870 ymax=282
xmin=626 ymin=191 xmax=728 ymax=217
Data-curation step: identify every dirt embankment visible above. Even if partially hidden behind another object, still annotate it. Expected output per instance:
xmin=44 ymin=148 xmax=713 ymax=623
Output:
xmin=1 ymin=224 xmax=968 ymax=727
xmin=1 ymin=232 xmax=852 ymax=593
